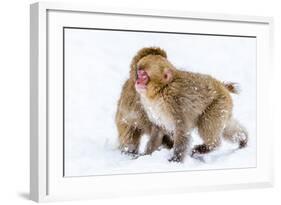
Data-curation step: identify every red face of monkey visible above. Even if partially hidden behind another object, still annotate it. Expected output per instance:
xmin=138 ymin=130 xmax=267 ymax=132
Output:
xmin=135 ymin=69 xmax=150 ymax=92
xmin=135 ymin=55 xmax=174 ymax=95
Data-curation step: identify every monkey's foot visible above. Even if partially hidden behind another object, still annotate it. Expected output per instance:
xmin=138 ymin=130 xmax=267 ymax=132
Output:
xmin=168 ymin=153 xmax=184 ymax=163
xmin=130 ymin=153 xmax=144 ymax=159
xmin=121 ymin=149 xmax=137 ymax=155
xmin=239 ymin=140 xmax=247 ymax=148
xmin=120 ymin=145 xmax=139 ymax=158
xmin=191 ymin=144 xmax=211 ymax=156
xmin=121 ymin=150 xmax=140 ymax=160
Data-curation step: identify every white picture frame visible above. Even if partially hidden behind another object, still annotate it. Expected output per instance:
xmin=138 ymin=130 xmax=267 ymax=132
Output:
xmin=30 ymin=2 xmax=274 ymax=202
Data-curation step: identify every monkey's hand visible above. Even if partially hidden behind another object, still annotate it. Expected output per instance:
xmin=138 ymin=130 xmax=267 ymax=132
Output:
xmin=168 ymin=152 xmax=184 ymax=163
xmin=120 ymin=144 xmax=139 ymax=157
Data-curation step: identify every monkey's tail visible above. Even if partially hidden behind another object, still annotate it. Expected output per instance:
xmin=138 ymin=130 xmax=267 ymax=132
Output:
xmin=223 ymin=82 xmax=240 ymax=94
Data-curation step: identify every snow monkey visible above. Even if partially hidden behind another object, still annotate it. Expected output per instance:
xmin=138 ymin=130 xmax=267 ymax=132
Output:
xmin=134 ymin=47 xmax=248 ymax=162
xmin=115 ymin=47 xmax=174 ymax=156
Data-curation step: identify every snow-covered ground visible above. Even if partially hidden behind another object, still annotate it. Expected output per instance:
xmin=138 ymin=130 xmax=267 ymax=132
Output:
xmin=64 ymin=28 xmax=256 ymax=177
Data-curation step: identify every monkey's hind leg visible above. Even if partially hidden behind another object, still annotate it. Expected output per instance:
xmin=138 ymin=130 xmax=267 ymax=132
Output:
xmin=118 ymin=124 xmax=142 ymax=156
xmin=192 ymin=98 xmax=231 ymax=156
xmin=223 ymin=118 xmax=248 ymax=148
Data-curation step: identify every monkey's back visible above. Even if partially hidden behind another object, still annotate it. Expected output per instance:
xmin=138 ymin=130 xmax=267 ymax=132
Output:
xmin=164 ymin=70 xmax=233 ymax=123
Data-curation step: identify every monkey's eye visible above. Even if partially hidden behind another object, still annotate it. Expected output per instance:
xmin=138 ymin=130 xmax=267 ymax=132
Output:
xmin=164 ymin=73 xmax=168 ymax=79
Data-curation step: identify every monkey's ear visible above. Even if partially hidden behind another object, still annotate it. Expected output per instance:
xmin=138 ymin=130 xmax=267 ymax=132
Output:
xmin=163 ymin=69 xmax=173 ymax=83
xmin=130 ymin=47 xmax=167 ymax=81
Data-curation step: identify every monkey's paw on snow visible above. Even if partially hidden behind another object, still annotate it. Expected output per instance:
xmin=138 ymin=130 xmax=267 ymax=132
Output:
xmin=168 ymin=152 xmax=185 ymax=163
xmin=120 ymin=144 xmax=139 ymax=157
xmin=191 ymin=144 xmax=212 ymax=156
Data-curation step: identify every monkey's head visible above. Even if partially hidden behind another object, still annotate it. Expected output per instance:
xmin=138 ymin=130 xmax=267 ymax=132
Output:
xmin=134 ymin=49 xmax=175 ymax=97
xmin=130 ymin=47 xmax=167 ymax=81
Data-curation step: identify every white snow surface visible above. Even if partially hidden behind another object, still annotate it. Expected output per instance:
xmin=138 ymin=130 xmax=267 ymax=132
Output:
xmin=64 ymin=28 xmax=256 ymax=177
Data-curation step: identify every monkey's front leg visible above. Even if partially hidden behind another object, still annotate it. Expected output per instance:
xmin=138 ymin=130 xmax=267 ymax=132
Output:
xmin=169 ymin=128 xmax=190 ymax=163
xmin=119 ymin=125 xmax=142 ymax=156
xmin=145 ymin=126 xmax=164 ymax=155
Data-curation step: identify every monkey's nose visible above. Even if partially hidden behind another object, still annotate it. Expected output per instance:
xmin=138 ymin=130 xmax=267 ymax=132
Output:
xmin=137 ymin=70 xmax=147 ymax=79
xmin=137 ymin=69 xmax=146 ymax=77
xmin=137 ymin=70 xmax=149 ymax=84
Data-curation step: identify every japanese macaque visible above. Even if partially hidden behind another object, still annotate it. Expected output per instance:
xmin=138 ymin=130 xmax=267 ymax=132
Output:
xmin=134 ymin=47 xmax=248 ymax=162
xmin=115 ymin=47 xmax=173 ymax=156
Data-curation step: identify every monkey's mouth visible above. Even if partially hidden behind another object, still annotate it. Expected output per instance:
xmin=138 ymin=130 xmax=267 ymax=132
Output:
xmin=135 ymin=69 xmax=150 ymax=93
xmin=135 ymin=83 xmax=147 ymax=93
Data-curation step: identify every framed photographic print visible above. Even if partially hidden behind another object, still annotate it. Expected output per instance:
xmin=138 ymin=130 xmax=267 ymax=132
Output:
xmin=30 ymin=2 xmax=274 ymax=202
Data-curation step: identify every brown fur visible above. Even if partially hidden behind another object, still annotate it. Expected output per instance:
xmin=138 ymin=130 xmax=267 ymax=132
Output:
xmin=135 ymin=48 xmax=248 ymax=162
xmin=115 ymin=47 xmax=172 ymax=155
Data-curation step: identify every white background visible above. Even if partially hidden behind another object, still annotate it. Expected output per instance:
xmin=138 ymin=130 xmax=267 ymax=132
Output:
xmin=0 ymin=0 xmax=279 ymax=204
xmin=64 ymin=28 xmax=256 ymax=176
